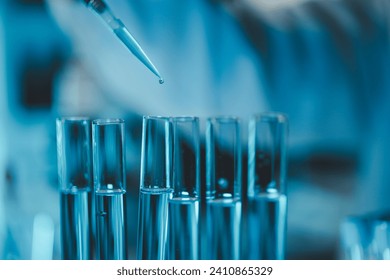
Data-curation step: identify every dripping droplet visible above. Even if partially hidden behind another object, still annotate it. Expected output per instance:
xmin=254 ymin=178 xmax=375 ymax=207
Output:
xmin=159 ymin=78 xmax=164 ymax=84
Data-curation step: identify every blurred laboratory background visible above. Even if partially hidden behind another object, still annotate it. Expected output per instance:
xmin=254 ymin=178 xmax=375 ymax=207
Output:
xmin=1 ymin=0 xmax=390 ymax=260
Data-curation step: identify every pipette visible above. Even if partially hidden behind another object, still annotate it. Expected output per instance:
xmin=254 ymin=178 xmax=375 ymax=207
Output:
xmin=83 ymin=0 xmax=164 ymax=84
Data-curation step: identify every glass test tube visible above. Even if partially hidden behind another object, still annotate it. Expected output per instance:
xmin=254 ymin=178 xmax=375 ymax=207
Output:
xmin=168 ymin=117 xmax=200 ymax=260
xmin=205 ymin=117 xmax=242 ymax=260
xmin=56 ymin=117 xmax=94 ymax=260
xmin=92 ymin=119 xmax=126 ymax=260
xmin=137 ymin=116 xmax=173 ymax=260
xmin=247 ymin=112 xmax=288 ymax=260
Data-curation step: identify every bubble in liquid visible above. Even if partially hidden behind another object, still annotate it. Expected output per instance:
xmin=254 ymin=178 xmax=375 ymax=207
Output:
xmin=218 ymin=178 xmax=229 ymax=189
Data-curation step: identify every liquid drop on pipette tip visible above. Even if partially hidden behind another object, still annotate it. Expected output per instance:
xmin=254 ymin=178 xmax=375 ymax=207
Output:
xmin=159 ymin=78 xmax=164 ymax=85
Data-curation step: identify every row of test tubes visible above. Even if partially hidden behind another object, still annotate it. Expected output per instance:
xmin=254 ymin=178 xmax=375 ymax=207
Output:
xmin=57 ymin=118 xmax=126 ymax=260
xmin=56 ymin=113 xmax=288 ymax=260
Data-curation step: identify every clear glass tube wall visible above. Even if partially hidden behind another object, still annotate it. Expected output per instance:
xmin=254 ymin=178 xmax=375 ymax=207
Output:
xmin=92 ymin=119 xmax=126 ymax=260
xmin=168 ymin=117 xmax=200 ymax=260
xmin=137 ymin=116 xmax=173 ymax=260
xmin=56 ymin=117 xmax=94 ymax=260
xmin=205 ymin=116 xmax=242 ymax=260
xmin=247 ymin=112 xmax=288 ymax=260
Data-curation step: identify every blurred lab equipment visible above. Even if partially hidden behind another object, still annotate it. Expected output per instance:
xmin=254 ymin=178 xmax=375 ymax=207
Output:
xmin=168 ymin=117 xmax=201 ymax=260
xmin=340 ymin=211 xmax=390 ymax=260
xmin=0 ymin=0 xmax=70 ymax=260
xmin=205 ymin=117 xmax=242 ymax=260
xmin=31 ymin=213 xmax=55 ymax=260
xmin=56 ymin=117 xmax=94 ymax=260
xmin=92 ymin=119 xmax=127 ymax=260
xmin=137 ymin=116 xmax=173 ymax=260
xmin=0 ymin=7 xmax=7 ymax=260
xmin=246 ymin=113 xmax=288 ymax=260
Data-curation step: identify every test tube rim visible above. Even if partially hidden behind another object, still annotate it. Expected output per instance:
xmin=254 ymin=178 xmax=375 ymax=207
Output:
xmin=56 ymin=116 xmax=91 ymax=124
xmin=252 ymin=112 xmax=288 ymax=124
xmin=92 ymin=118 xmax=125 ymax=126
xmin=171 ymin=116 xmax=199 ymax=122
xmin=143 ymin=115 xmax=171 ymax=121
xmin=207 ymin=115 xmax=240 ymax=124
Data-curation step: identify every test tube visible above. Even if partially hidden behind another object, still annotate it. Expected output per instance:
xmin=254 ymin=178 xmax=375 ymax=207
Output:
xmin=247 ymin=112 xmax=288 ymax=260
xmin=168 ymin=117 xmax=200 ymax=260
xmin=137 ymin=116 xmax=173 ymax=260
xmin=56 ymin=117 xmax=94 ymax=260
xmin=205 ymin=116 xmax=242 ymax=260
xmin=92 ymin=119 xmax=126 ymax=260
